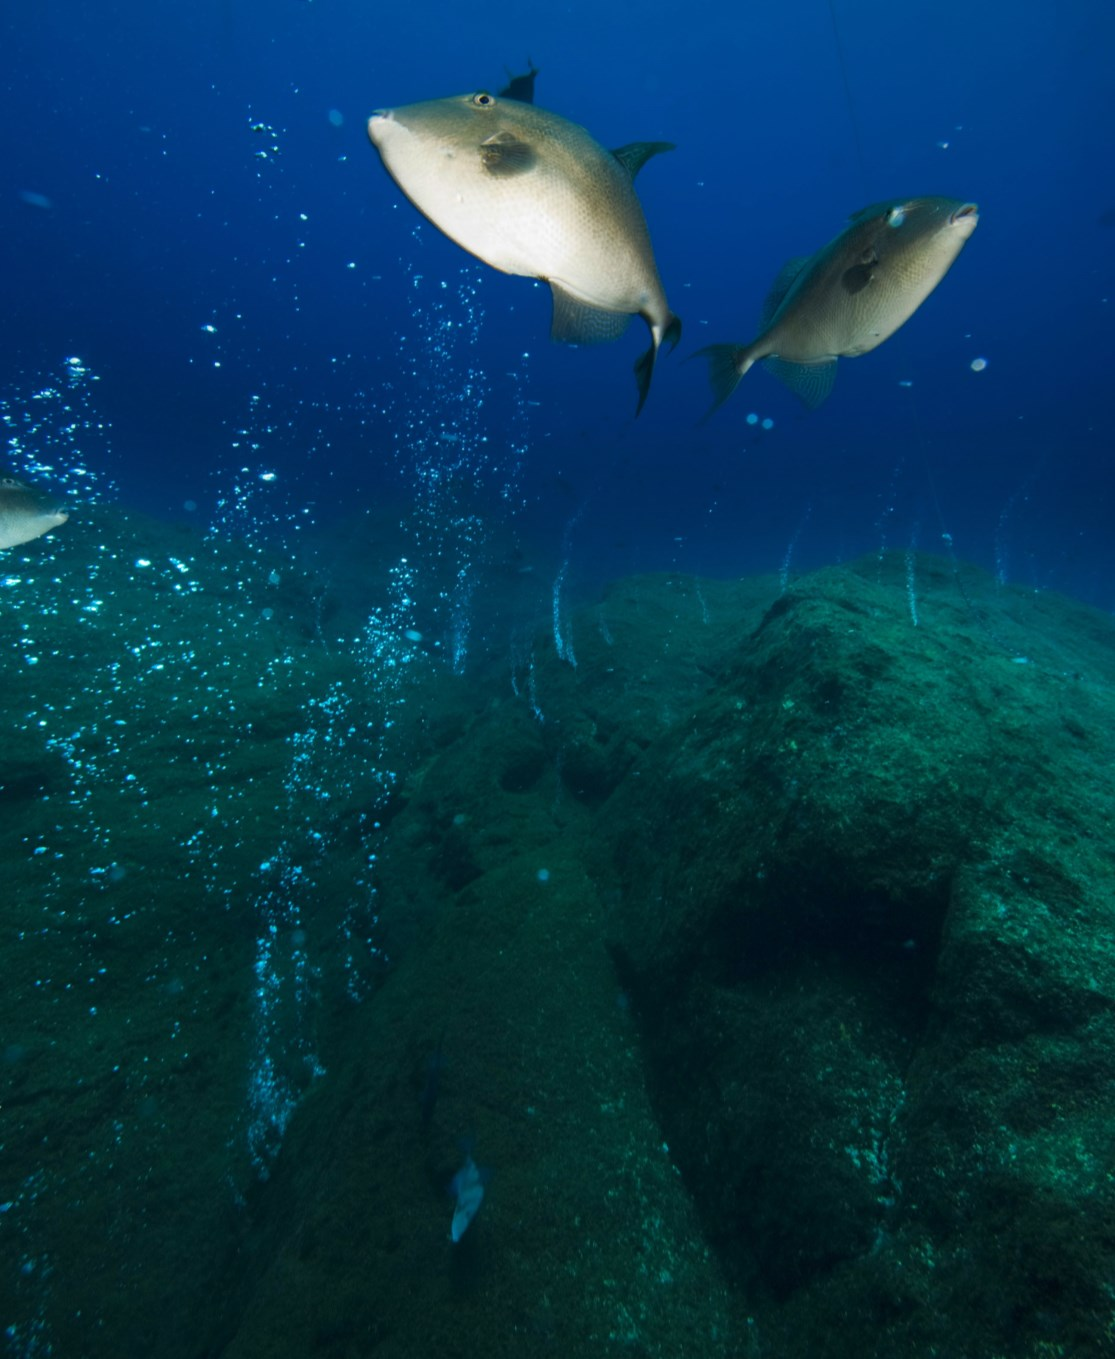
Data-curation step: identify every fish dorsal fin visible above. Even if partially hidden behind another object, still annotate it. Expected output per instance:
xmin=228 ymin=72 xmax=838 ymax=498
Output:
xmin=759 ymin=257 xmax=811 ymax=330
xmin=610 ymin=141 xmax=675 ymax=179
xmin=847 ymin=201 xmax=893 ymax=222
xmin=549 ymin=283 xmax=631 ymax=345
xmin=479 ymin=132 xmax=537 ymax=176
xmin=499 ymin=60 xmax=539 ymax=104
xmin=761 ymin=356 xmax=838 ymax=409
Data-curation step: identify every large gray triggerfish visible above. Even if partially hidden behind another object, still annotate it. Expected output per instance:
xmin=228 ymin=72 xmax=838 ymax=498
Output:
xmin=0 ymin=474 xmax=68 ymax=550
xmin=695 ymin=196 xmax=979 ymax=413
xmin=367 ymin=91 xmax=681 ymax=415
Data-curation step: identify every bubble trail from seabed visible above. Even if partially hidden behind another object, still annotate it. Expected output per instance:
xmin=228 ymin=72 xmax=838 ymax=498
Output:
xmin=383 ymin=261 xmax=530 ymax=672
xmin=224 ymin=265 xmax=533 ymax=1172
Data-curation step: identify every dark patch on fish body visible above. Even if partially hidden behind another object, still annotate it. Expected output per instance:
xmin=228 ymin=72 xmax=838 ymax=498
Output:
xmin=842 ymin=247 xmax=878 ymax=295
xmin=480 ymin=132 xmax=537 ymax=176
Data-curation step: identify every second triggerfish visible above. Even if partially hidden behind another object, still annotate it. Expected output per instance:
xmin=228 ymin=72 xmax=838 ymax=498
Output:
xmin=695 ymin=196 xmax=979 ymax=414
xmin=367 ymin=90 xmax=681 ymax=415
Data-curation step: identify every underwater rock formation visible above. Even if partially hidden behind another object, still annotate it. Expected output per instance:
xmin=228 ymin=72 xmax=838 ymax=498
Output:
xmin=540 ymin=553 xmax=1115 ymax=1357
xmin=5 ymin=529 xmax=1114 ymax=1359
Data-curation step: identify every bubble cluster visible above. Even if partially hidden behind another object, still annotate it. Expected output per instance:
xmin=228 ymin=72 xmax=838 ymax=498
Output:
xmin=1 ymin=356 xmax=118 ymax=502
xmin=382 ymin=266 xmax=530 ymax=671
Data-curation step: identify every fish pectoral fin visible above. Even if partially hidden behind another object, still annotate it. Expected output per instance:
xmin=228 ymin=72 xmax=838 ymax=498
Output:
xmin=841 ymin=260 xmax=876 ymax=294
xmin=610 ymin=141 xmax=676 ymax=180
xmin=479 ymin=132 xmax=536 ymax=176
xmin=761 ymin=356 xmax=837 ymax=409
xmin=549 ymin=284 xmax=631 ymax=346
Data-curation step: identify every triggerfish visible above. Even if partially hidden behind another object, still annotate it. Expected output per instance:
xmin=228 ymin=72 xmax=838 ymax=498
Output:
xmin=695 ymin=196 xmax=978 ymax=413
xmin=367 ymin=90 xmax=681 ymax=414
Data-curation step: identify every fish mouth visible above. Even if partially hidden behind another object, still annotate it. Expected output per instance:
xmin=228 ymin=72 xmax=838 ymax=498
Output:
xmin=950 ymin=202 xmax=979 ymax=225
xmin=367 ymin=109 xmax=395 ymax=145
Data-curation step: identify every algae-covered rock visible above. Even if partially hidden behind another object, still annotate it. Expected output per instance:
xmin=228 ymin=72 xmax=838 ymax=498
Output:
xmin=5 ymin=531 xmax=1114 ymax=1359
xmin=588 ymin=553 xmax=1115 ymax=1357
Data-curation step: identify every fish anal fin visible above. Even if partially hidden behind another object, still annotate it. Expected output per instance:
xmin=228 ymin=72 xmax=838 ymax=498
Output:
xmin=761 ymin=356 xmax=837 ymax=409
xmin=611 ymin=141 xmax=676 ymax=179
xmin=480 ymin=132 xmax=536 ymax=176
xmin=549 ymin=283 xmax=631 ymax=346
xmin=759 ymin=257 xmax=811 ymax=329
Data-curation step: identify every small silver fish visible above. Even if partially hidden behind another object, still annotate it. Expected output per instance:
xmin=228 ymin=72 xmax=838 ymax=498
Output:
xmin=696 ymin=196 xmax=979 ymax=413
xmin=0 ymin=475 xmax=68 ymax=550
xmin=449 ymin=1153 xmax=489 ymax=1243
xmin=367 ymin=91 xmax=681 ymax=414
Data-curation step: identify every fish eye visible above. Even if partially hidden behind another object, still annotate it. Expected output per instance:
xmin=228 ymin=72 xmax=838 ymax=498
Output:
xmin=471 ymin=92 xmax=496 ymax=108
xmin=886 ymin=206 xmax=907 ymax=228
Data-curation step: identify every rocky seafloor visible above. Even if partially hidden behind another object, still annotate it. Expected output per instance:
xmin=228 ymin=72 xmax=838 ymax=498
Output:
xmin=3 ymin=509 xmax=1114 ymax=1358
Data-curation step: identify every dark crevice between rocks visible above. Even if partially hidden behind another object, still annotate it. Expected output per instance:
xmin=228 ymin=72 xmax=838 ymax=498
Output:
xmin=711 ymin=878 xmax=947 ymax=1025
xmin=611 ymin=870 xmax=951 ymax=1304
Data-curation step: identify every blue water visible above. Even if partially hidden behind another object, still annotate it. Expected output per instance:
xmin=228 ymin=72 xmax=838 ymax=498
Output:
xmin=2 ymin=0 xmax=1111 ymax=605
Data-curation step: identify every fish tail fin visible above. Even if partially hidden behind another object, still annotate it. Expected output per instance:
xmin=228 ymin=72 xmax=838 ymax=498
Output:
xmin=633 ymin=313 xmax=683 ymax=417
xmin=662 ymin=313 xmax=682 ymax=354
xmin=691 ymin=344 xmax=752 ymax=420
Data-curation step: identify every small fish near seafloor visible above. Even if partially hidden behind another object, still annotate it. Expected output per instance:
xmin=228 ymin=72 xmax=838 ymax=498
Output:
xmin=0 ymin=475 xmax=69 ymax=550
xmin=694 ymin=196 xmax=979 ymax=414
xmin=367 ymin=90 xmax=681 ymax=415
xmin=449 ymin=1152 xmax=490 ymax=1243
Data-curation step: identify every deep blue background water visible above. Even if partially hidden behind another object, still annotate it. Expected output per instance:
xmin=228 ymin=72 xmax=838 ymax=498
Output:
xmin=2 ymin=1 xmax=1112 ymax=609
